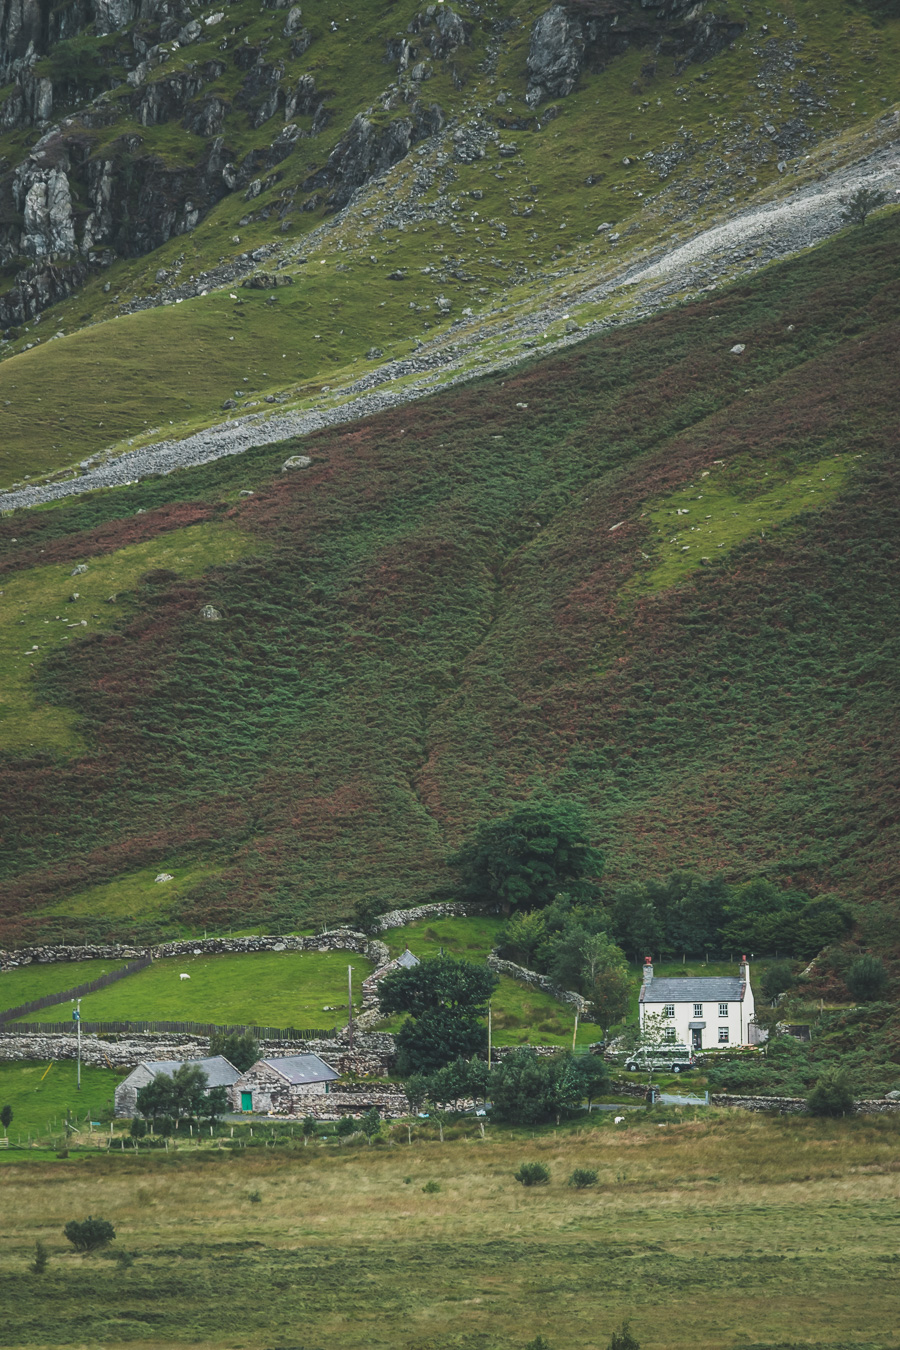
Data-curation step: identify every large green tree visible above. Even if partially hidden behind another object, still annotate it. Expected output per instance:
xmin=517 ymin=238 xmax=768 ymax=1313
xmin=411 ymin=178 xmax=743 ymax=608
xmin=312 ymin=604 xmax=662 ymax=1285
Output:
xmin=378 ymin=955 xmax=498 ymax=1075
xmin=489 ymin=1049 xmax=591 ymax=1125
xmin=451 ymin=796 xmax=604 ymax=912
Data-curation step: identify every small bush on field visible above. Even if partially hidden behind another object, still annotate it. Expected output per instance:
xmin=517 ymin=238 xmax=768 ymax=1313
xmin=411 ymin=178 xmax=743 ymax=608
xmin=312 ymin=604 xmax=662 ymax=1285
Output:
xmin=569 ymin=1167 xmax=598 ymax=1188
xmin=248 ymin=1190 xmax=262 ymax=1204
xmin=64 ymin=1217 xmax=115 ymax=1254
xmin=525 ymin=1337 xmax=553 ymax=1350
xmin=422 ymin=1179 xmax=440 ymax=1193
xmin=336 ymin=1116 xmax=356 ymax=1138
xmin=129 ymin=1117 xmax=147 ymax=1139
xmin=608 ymin=1322 xmax=640 ymax=1350
xmin=515 ymin=1162 xmax=550 ymax=1187
xmin=30 ymin=1240 xmax=49 ymax=1274
xmin=807 ymin=1068 xmax=855 ymax=1117
xmin=845 ymin=955 xmax=888 ymax=1001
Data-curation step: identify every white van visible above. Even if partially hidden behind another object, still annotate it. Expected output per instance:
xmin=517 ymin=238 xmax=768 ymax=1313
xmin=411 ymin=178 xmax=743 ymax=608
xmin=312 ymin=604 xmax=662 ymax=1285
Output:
xmin=624 ymin=1045 xmax=696 ymax=1073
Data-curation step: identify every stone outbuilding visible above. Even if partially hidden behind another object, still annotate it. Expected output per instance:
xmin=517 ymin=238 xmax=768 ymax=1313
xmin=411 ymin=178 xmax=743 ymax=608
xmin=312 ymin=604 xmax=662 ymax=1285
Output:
xmin=361 ymin=945 xmax=419 ymax=1003
xmin=114 ymin=1055 xmax=241 ymax=1118
xmin=231 ymin=1053 xmax=340 ymax=1114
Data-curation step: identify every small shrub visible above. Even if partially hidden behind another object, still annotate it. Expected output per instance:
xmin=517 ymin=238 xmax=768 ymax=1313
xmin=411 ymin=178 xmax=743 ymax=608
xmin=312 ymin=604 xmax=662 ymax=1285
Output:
xmin=514 ymin=1162 xmax=550 ymax=1187
xmin=248 ymin=1190 xmax=262 ymax=1204
xmin=129 ymin=1117 xmax=147 ymax=1139
xmin=30 ymin=1240 xmax=49 ymax=1274
xmin=336 ymin=1116 xmax=356 ymax=1138
xmin=0 ymin=1104 xmax=12 ymax=1133
xmin=568 ymin=1167 xmax=598 ymax=1189
xmin=845 ymin=955 xmax=888 ymax=1001
xmin=63 ymin=1217 xmax=115 ymax=1254
xmin=807 ymin=1068 xmax=855 ymax=1117
xmin=154 ymin=1115 xmax=175 ymax=1138
xmin=840 ymin=187 xmax=888 ymax=226
xmin=608 ymin=1321 xmax=641 ymax=1350
xmin=525 ymin=1337 xmax=553 ymax=1350
xmin=422 ymin=1179 xmax=440 ymax=1193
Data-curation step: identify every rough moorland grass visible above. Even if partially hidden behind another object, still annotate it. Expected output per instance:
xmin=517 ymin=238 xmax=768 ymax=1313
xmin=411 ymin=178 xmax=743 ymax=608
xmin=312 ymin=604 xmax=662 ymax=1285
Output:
xmin=0 ymin=520 xmax=254 ymax=754
xmin=0 ymin=217 xmax=897 ymax=950
xmin=1 ymin=1114 xmax=899 ymax=1348
xmin=24 ymin=949 xmax=372 ymax=1028
xmin=37 ymin=860 xmax=223 ymax=922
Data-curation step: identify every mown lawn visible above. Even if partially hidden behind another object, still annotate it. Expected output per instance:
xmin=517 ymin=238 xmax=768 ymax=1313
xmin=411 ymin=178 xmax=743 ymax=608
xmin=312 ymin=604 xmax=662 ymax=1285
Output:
xmin=1 ymin=1112 xmax=899 ymax=1348
xmin=24 ymin=949 xmax=372 ymax=1029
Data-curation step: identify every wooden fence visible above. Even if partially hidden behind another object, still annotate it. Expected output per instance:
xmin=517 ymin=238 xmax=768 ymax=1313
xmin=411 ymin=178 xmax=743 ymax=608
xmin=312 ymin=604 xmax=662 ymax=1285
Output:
xmin=0 ymin=957 xmax=152 ymax=1026
xmin=0 ymin=1017 xmax=339 ymax=1041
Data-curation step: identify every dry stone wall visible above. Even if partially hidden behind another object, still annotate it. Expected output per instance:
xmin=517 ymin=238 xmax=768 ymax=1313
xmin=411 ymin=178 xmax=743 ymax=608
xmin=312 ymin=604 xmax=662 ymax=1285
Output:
xmin=0 ymin=929 xmax=389 ymax=972
xmin=486 ymin=953 xmax=589 ymax=1015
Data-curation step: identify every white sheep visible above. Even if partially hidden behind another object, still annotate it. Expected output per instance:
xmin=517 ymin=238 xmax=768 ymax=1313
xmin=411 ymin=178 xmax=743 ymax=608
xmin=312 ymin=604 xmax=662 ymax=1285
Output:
xmin=614 ymin=1116 xmax=625 ymax=1124
xmin=179 ymin=973 xmax=191 ymax=981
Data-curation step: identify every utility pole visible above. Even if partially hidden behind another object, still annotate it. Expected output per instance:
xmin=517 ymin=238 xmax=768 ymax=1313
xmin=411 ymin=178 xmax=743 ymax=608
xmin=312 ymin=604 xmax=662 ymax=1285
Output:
xmin=73 ymin=999 xmax=82 ymax=1090
xmin=347 ymin=965 xmax=354 ymax=1051
xmin=487 ymin=1002 xmax=492 ymax=1068
xmin=572 ymin=1007 xmax=579 ymax=1053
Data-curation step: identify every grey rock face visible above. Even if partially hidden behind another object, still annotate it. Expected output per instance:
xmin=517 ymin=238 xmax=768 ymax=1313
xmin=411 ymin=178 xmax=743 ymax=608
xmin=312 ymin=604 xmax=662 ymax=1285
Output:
xmin=526 ymin=5 xmax=585 ymax=108
xmin=199 ymin=604 xmax=222 ymax=620
xmin=14 ymin=163 xmax=77 ymax=256
xmin=0 ymin=61 xmax=53 ymax=129
xmin=306 ymin=101 xmax=444 ymax=210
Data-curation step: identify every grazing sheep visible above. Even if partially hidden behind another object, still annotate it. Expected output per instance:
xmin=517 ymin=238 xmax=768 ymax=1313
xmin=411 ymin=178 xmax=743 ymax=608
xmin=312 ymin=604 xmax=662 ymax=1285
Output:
xmin=179 ymin=973 xmax=191 ymax=981
xmin=614 ymin=1116 xmax=625 ymax=1124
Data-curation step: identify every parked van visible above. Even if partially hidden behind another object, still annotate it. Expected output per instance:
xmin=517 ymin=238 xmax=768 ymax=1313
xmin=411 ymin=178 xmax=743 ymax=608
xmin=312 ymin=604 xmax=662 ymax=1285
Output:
xmin=624 ymin=1045 xmax=696 ymax=1073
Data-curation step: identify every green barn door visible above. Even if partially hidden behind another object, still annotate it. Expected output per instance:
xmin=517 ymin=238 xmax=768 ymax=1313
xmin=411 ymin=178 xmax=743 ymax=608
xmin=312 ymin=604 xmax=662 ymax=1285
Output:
xmin=241 ymin=1092 xmax=252 ymax=1112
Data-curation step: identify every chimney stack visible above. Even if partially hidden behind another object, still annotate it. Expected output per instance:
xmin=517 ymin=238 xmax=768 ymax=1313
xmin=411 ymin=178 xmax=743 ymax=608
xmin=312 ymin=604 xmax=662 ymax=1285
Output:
xmin=643 ymin=956 xmax=653 ymax=984
xmin=741 ymin=954 xmax=750 ymax=982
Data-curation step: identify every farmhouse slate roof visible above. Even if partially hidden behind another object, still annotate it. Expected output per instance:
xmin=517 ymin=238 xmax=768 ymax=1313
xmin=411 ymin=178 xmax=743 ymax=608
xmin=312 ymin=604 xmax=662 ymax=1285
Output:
xmin=260 ymin=1054 xmax=339 ymax=1085
xmin=396 ymin=948 xmax=420 ymax=969
xmin=123 ymin=1055 xmax=241 ymax=1087
xmin=641 ymin=976 xmax=746 ymax=1004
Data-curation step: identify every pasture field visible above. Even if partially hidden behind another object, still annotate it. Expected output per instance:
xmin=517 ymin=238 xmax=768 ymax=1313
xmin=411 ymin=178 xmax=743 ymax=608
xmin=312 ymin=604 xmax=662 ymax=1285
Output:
xmin=0 ymin=959 xmax=130 ymax=1014
xmin=1 ymin=1113 xmax=899 ymax=1349
xmin=24 ymin=950 xmax=371 ymax=1029
xmin=0 ymin=1061 xmax=127 ymax=1144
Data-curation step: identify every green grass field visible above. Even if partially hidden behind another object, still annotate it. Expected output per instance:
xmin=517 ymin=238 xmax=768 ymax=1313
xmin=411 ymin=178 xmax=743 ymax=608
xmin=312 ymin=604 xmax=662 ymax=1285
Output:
xmin=0 ymin=1060 xmax=126 ymax=1143
xmin=0 ymin=959 xmax=129 ymax=1014
xmin=24 ymin=950 xmax=371 ymax=1029
xmin=1 ymin=1112 xmax=899 ymax=1348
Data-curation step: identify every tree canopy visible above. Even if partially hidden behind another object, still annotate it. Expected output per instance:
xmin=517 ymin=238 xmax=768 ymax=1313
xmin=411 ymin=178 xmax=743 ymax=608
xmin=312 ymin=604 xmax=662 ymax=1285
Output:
xmin=378 ymin=955 xmax=498 ymax=1075
xmin=450 ymin=796 xmax=604 ymax=911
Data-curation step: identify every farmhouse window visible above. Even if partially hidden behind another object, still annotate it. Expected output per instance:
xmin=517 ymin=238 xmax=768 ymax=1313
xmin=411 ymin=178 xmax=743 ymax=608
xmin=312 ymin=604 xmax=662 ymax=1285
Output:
xmin=719 ymin=1002 xmax=729 ymax=1017
xmin=664 ymin=1029 xmax=677 ymax=1043
xmin=662 ymin=1004 xmax=675 ymax=1017
xmin=718 ymin=1027 xmax=730 ymax=1044
xmin=693 ymin=1003 xmax=703 ymax=1018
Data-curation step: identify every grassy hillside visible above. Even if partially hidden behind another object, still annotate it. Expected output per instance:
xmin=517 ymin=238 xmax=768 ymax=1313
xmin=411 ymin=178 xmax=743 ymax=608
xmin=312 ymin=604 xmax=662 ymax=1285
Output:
xmin=0 ymin=212 xmax=898 ymax=952
xmin=1 ymin=0 xmax=899 ymax=487
xmin=2 ymin=1114 xmax=900 ymax=1347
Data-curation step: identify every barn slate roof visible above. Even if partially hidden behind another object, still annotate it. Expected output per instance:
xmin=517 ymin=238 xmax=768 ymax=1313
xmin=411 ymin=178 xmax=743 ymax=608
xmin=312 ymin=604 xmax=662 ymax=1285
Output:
xmin=121 ymin=1055 xmax=241 ymax=1087
xmin=641 ymin=976 xmax=746 ymax=1004
xmin=395 ymin=948 xmax=420 ymax=969
xmin=260 ymin=1053 xmax=339 ymax=1085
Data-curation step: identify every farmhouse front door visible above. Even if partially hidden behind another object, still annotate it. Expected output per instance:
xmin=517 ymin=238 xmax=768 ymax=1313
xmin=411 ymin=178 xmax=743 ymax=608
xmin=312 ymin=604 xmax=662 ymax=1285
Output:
xmin=241 ymin=1092 xmax=253 ymax=1112
xmin=691 ymin=1029 xmax=702 ymax=1051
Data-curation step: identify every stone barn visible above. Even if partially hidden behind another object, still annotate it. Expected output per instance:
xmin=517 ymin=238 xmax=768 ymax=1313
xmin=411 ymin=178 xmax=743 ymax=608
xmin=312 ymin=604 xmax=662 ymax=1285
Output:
xmin=114 ymin=1055 xmax=241 ymax=1117
xmin=231 ymin=1053 xmax=339 ymax=1114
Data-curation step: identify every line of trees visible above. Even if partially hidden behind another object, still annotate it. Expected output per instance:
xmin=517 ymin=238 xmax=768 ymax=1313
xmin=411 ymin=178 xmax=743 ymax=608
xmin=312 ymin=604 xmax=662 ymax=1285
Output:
xmin=134 ymin=1065 xmax=230 ymax=1132
xmin=404 ymin=1049 xmax=610 ymax=1127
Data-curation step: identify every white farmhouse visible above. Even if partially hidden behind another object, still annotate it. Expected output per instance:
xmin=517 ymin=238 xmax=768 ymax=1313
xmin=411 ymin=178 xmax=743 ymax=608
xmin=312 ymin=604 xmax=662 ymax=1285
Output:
xmin=638 ymin=956 xmax=756 ymax=1052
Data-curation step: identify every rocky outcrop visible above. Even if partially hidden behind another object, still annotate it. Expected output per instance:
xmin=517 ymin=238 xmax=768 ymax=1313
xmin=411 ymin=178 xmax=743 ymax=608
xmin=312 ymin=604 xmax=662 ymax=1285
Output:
xmin=525 ymin=0 xmax=745 ymax=107
xmin=305 ymin=100 xmax=444 ymax=210
xmin=526 ymin=6 xmax=585 ymax=106
xmin=0 ymin=57 xmax=53 ymax=128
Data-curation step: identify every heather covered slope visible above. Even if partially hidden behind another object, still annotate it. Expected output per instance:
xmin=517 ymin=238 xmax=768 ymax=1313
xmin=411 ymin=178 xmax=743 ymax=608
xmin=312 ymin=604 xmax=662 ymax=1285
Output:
xmin=0 ymin=213 xmax=898 ymax=945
